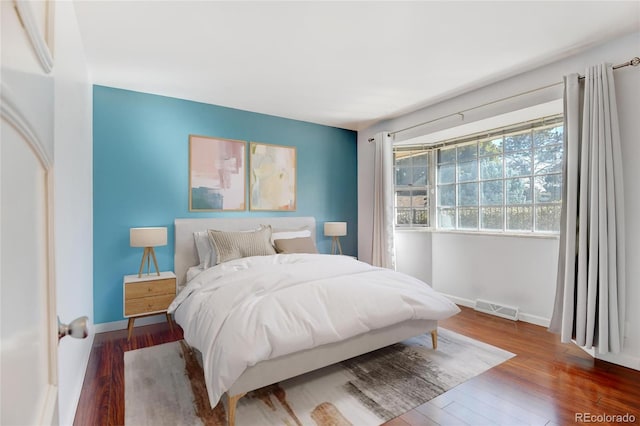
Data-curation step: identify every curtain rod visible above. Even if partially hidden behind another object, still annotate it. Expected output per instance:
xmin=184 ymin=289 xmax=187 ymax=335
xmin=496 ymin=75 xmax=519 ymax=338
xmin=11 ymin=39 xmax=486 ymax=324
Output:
xmin=395 ymin=113 xmax=564 ymax=152
xmin=382 ymin=56 xmax=640 ymax=139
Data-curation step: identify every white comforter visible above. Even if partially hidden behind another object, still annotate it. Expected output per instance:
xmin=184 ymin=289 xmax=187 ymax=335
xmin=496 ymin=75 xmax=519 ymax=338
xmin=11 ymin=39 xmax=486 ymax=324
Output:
xmin=168 ymin=254 xmax=459 ymax=407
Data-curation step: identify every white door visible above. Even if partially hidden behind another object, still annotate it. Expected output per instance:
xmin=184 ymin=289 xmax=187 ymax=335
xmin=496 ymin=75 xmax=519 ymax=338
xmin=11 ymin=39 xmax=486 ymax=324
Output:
xmin=1 ymin=1 xmax=58 ymax=424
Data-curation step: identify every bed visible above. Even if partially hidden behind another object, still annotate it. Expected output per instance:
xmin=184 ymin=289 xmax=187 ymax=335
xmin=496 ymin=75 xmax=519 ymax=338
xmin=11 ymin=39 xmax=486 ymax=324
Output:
xmin=170 ymin=217 xmax=460 ymax=426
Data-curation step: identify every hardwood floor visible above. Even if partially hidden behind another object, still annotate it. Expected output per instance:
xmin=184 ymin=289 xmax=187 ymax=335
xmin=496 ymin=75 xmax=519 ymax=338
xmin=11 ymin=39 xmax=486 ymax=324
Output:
xmin=388 ymin=308 xmax=640 ymax=426
xmin=74 ymin=321 xmax=184 ymax=426
xmin=74 ymin=307 xmax=640 ymax=425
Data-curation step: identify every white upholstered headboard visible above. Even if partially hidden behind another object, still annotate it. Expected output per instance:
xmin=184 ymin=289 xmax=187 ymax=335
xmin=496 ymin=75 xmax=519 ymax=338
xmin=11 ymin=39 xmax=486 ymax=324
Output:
xmin=174 ymin=217 xmax=316 ymax=287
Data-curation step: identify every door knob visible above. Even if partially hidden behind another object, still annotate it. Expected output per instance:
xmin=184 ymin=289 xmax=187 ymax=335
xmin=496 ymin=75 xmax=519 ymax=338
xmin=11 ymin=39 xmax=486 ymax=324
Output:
xmin=58 ymin=316 xmax=89 ymax=340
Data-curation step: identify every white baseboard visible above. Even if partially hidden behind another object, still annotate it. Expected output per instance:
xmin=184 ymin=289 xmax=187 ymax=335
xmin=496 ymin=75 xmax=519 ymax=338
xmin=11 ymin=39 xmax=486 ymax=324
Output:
xmin=442 ymin=293 xmax=550 ymax=327
xmin=596 ymin=350 xmax=640 ymax=371
xmin=575 ymin=341 xmax=640 ymax=371
xmin=61 ymin=333 xmax=94 ymax=426
xmin=444 ymin=294 xmax=475 ymax=308
xmin=517 ymin=312 xmax=550 ymax=327
xmin=93 ymin=315 xmax=166 ymax=334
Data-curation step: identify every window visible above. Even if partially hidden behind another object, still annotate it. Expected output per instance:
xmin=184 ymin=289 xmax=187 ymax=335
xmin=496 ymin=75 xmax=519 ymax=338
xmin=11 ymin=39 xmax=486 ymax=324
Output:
xmin=394 ymin=114 xmax=563 ymax=233
xmin=393 ymin=150 xmax=432 ymax=227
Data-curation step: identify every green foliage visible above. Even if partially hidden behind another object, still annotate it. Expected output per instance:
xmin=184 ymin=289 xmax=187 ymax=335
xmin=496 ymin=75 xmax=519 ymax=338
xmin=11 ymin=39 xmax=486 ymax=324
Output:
xmin=480 ymin=155 xmax=502 ymax=180
xmin=481 ymin=207 xmax=503 ymax=230
xmin=507 ymin=206 xmax=532 ymax=230
xmin=481 ymin=180 xmax=503 ymax=205
xmin=458 ymin=183 xmax=478 ymax=206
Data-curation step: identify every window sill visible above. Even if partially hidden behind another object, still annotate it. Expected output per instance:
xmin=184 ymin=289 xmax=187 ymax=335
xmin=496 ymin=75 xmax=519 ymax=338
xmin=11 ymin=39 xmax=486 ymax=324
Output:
xmin=395 ymin=227 xmax=560 ymax=240
xmin=395 ymin=227 xmax=434 ymax=232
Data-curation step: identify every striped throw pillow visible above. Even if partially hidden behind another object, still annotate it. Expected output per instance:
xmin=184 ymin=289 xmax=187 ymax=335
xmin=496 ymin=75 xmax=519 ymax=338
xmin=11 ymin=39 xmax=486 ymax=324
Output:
xmin=208 ymin=225 xmax=276 ymax=264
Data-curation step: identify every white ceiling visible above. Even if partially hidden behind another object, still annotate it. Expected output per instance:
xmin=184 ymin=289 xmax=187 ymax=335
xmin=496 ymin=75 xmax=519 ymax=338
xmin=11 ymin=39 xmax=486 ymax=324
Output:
xmin=73 ymin=1 xmax=639 ymax=131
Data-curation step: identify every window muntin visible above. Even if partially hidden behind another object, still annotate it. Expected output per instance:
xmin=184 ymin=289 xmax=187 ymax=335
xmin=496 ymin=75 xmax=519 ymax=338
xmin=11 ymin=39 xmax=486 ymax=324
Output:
xmin=393 ymin=115 xmax=563 ymax=234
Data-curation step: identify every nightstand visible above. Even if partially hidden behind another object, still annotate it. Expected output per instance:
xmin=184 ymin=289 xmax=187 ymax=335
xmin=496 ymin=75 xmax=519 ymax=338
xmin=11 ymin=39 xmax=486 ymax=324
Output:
xmin=123 ymin=271 xmax=176 ymax=340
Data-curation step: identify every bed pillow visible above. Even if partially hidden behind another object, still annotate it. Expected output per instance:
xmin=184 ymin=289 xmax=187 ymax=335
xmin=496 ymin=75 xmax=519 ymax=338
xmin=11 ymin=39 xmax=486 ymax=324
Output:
xmin=270 ymin=227 xmax=312 ymax=244
xmin=208 ymin=225 xmax=276 ymax=264
xmin=274 ymin=237 xmax=318 ymax=254
xmin=194 ymin=231 xmax=216 ymax=269
xmin=195 ymin=227 xmax=263 ymax=268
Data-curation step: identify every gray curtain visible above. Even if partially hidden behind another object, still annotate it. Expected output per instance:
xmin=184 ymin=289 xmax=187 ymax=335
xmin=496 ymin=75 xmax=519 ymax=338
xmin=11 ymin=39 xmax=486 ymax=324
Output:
xmin=371 ymin=132 xmax=395 ymax=269
xmin=549 ymin=64 xmax=626 ymax=354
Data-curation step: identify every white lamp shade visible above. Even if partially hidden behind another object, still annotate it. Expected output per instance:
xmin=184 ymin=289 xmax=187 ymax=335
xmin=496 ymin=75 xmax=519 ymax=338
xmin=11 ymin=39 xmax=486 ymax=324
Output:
xmin=324 ymin=222 xmax=347 ymax=237
xmin=130 ymin=227 xmax=167 ymax=247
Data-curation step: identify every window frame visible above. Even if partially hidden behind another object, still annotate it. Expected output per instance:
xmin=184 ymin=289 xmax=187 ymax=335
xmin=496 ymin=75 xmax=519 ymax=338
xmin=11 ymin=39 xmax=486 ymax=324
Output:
xmin=393 ymin=150 xmax=434 ymax=228
xmin=393 ymin=114 xmax=563 ymax=235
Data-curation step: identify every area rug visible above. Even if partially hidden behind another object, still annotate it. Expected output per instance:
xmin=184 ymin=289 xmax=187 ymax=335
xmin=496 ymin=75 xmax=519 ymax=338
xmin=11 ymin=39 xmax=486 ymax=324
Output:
xmin=124 ymin=329 xmax=514 ymax=425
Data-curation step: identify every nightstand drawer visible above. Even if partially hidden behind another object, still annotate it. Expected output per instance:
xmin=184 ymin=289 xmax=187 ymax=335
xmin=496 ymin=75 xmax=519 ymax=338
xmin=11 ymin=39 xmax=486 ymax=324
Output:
xmin=124 ymin=293 xmax=175 ymax=316
xmin=125 ymin=278 xmax=175 ymax=299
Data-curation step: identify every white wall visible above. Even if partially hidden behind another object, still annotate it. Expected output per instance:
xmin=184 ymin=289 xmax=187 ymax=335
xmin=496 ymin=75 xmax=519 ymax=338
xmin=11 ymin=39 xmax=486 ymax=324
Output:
xmin=358 ymin=32 xmax=640 ymax=369
xmin=432 ymin=233 xmax=558 ymax=326
xmin=395 ymin=230 xmax=432 ymax=285
xmin=53 ymin=2 xmax=94 ymax=425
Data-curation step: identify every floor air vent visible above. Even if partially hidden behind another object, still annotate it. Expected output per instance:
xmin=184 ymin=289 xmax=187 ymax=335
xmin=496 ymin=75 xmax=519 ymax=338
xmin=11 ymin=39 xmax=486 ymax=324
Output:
xmin=474 ymin=299 xmax=519 ymax=321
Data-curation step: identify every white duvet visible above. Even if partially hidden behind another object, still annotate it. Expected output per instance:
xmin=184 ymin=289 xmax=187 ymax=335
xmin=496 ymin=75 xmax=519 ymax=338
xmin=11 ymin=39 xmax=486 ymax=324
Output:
xmin=168 ymin=254 xmax=460 ymax=407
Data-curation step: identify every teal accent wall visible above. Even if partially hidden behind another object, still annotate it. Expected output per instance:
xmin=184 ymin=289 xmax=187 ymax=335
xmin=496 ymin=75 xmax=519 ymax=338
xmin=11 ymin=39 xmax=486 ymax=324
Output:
xmin=93 ymin=86 xmax=357 ymax=324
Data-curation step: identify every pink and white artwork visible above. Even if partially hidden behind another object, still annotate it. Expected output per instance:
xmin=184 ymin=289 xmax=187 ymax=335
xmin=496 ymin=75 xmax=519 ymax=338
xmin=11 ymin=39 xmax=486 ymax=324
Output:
xmin=189 ymin=135 xmax=246 ymax=211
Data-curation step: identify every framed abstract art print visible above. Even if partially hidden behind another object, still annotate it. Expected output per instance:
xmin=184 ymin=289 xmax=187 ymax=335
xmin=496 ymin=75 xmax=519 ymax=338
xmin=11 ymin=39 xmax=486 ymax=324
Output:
xmin=189 ymin=135 xmax=246 ymax=211
xmin=249 ymin=142 xmax=296 ymax=211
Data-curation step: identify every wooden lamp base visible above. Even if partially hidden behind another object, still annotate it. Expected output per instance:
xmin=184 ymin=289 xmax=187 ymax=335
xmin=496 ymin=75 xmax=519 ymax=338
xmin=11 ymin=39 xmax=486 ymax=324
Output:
xmin=138 ymin=246 xmax=160 ymax=278
xmin=330 ymin=236 xmax=343 ymax=255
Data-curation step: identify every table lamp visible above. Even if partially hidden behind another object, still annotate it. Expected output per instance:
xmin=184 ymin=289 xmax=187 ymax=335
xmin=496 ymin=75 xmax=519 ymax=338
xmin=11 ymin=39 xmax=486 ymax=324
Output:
xmin=324 ymin=222 xmax=347 ymax=255
xmin=130 ymin=227 xmax=167 ymax=277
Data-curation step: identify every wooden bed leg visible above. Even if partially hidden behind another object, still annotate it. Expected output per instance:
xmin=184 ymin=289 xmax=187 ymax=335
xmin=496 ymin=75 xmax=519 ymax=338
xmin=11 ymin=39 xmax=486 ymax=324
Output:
xmin=431 ymin=329 xmax=438 ymax=350
xmin=227 ymin=392 xmax=246 ymax=426
xmin=166 ymin=312 xmax=174 ymax=333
